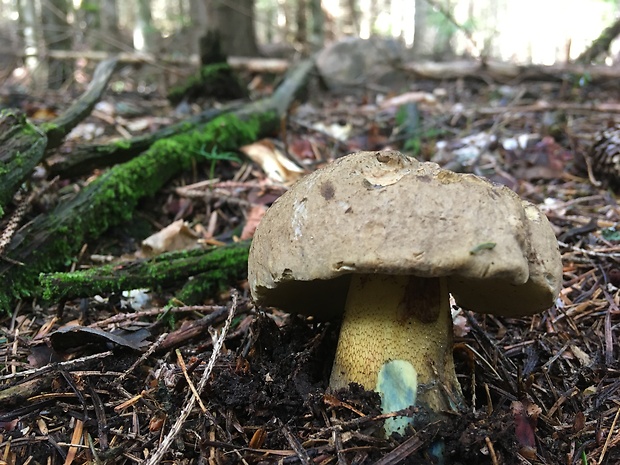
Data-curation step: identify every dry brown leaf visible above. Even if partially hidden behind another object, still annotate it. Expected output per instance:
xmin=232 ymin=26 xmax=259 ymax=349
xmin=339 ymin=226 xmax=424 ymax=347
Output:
xmin=241 ymin=140 xmax=304 ymax=184
xmin=240 ymin=205 xmax=267 ymax=240
xmin=140 ymin=220 xmax=200 ymax=257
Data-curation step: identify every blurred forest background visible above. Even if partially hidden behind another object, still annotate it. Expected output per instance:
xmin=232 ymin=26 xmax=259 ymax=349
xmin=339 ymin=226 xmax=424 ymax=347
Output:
xmin=1 ymin=0 xmax=620 ymax=95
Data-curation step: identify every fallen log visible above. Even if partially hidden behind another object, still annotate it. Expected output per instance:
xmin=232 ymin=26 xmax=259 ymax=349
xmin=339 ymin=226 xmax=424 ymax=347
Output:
xmin=43 ymin=57 xmax=119 ymax=149
xmin=0 ymin=58 xmax=315 ymax=311
xmin=0 ymin=111 xmax=47 ymax=216
xmin=40 ymin=241 xmax=250 ymax=304
xmin=48 ymin=103 xmax=242 ymax=178
xmin=0 ymin=57 xmax=118 ymax=216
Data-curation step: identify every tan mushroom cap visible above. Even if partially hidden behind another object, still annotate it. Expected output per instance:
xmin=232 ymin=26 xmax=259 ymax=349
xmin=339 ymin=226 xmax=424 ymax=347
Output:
xmin=248 ymin=150 xmax=562 ymax=318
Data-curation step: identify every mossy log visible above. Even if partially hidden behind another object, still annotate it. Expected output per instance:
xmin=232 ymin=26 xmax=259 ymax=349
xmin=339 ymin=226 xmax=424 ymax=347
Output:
xmin=0 ymin=58 xmax=118 ymax=216
xmin=40 ymin=241 xmax=250 ymax=304
xmin=48 ymin=103 xmax=242 ymax=178
xmin=0 ymin=58 xmax=315 ymax=311
xmin=42 ymin=57 xmax=119 ymax=149
xmin=0 ymin=112 xmax=272 ymax=311
xmin=0 ymin=110 xmax=47 ymax=216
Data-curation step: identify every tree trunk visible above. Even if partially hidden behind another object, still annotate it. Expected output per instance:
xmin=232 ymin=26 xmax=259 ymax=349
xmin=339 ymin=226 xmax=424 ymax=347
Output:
xmin=41 ymin=0 xmax=73 ymax=89
xmin=188 ymin=0 xmax=207 ymax=55
xmin=99 ymin=0 xmax=120 ymax=52
xmin=309 ymin=0 xmax=324 ymax=49
xmin=134 ymin=0 xmax=159 ymax=53
xmin=295 ymin=0 xmax=307 ymax=48
xmin=205 ymin=0 xmax=259 ymax=57
xmin=412 ymin=0 xmax=433 ymax=58
xmin=18 ymin=0 xmax=44 ymax=89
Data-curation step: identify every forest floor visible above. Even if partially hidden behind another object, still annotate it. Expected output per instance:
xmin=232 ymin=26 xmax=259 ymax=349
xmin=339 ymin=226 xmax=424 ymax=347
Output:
xmin=1 ymin=62 xmax=620 ymax=465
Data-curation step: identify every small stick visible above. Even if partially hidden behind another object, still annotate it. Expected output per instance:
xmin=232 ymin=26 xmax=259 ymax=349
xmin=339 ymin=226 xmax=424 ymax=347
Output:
xmin=144 ymin=291 xmax=239 ymax=465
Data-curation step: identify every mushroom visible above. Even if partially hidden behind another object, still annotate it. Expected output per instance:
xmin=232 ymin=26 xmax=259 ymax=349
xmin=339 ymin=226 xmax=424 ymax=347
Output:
xmin=248 ymin=150 xmax=562 ymax=434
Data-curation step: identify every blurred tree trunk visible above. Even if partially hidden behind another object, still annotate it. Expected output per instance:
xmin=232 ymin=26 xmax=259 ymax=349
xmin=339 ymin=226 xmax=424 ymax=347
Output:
xmin=433 ymin=0 xmax=455 ymax=59
xmin=295 ymin=0 xmax=307 ymax=49
xmin=341 ymin=0 xmax=360 ymax=35
xmin=41 ymin=0 xmax=73 ymax=89
xmin=134 ymin=0 xmax=158 ymax=53
xmin=577 ymin=16 xmax=620 ymax=64
xmin=279 ymin=1 xmax=294 ymax=42
xmin=412 ymin=0 xmax=433 ymax=57
xmin=18 ymin=0 xmax=44 ymax=88
xmin=205 ymin=0 xmax=259 ymax=57
xmin=188 ymin=0 xmax=207 ymax=55
xmin=309 ymin=0 xmax=324 ymax=49
xmin=100 ymin=0 xmax=120 ymax=52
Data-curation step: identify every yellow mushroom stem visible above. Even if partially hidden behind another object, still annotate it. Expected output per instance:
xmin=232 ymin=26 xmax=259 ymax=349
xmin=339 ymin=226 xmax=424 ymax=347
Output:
xmin=329 ymin=274 xmax=463 ymax=434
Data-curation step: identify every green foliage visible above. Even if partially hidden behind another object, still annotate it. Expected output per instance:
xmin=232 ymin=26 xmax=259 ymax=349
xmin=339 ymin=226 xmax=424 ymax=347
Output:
xmin=195 ymin=145 xmax=242 ymax=181
xmin=602 ymin=227 xmax=620 ymax=242
xmin=395 ymin=105 xmax=445 ymax=155
xmin=79 ymin=1 xmax=99 ymax=13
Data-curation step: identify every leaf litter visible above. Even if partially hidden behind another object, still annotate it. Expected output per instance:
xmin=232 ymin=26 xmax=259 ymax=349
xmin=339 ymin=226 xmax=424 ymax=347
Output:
xmin=1 ymin=72 xmax=620 ymax=464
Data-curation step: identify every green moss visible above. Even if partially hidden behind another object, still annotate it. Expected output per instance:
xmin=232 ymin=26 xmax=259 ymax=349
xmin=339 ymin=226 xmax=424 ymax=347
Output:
xmin=175 ymin=244 xmax=250 ymax=304
xmin=112 ymin=139 xmax=132 ymax=150
xmin=39 ymin=241 xmax=250 ymax=302
xmin=1 ymin=112 xmax=275 ymax=311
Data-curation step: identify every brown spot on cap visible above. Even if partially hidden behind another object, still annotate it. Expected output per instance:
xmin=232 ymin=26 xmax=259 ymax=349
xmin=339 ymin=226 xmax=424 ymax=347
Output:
xmin=321 ymin=181 xmax=335 ymax=200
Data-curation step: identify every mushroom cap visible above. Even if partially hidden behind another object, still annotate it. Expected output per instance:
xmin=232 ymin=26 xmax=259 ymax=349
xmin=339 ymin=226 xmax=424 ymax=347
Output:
xmin=248 ymin=150 xmax=562 ymax=318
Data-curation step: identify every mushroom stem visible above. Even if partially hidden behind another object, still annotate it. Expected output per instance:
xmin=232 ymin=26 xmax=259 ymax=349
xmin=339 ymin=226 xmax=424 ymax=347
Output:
xmin=329 ymin=274 xmax=463 ymax=433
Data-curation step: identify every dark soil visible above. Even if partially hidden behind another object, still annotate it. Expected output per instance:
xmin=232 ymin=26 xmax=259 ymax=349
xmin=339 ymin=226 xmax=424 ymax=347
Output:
xmin=1 ymin=64 xmax=620 ymax=465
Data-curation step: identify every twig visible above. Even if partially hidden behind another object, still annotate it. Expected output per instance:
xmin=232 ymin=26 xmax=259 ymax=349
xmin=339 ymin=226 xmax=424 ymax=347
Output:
xmin=0 ymin=351 xmax=113 ymax=382
xmin=485 ymin=436 xmax=499 ymax=465
xmin=373 ymin=433 xmax=425 ymax=465
xmin=144 ymin=290 xmax=239 ymax=465
xmin=88 ymin=305 xmax=227 ymax=328
xmin=175 ymin=348 xmax=208 ymax=413
xmin=559 ymin=241 xmax=620 ymax=259
xmin=598 ymin=406 xmax=620 ymax=464
xmin=281 ymin=423 xmax=312 ymax=465
xmin=115 ymin=332 xmax=168 ymax=384
xmin=0 ymin=192 xmax=35 ymax=256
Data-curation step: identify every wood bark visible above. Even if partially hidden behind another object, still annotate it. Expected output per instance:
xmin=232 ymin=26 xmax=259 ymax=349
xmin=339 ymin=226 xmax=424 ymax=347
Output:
xmin=41 ymin=0 xmax=73 ymax=89
xmin=0 ymin=111 xmax=47 ymax=215
xmin=205 ymin=0 xmax=259 ymax=57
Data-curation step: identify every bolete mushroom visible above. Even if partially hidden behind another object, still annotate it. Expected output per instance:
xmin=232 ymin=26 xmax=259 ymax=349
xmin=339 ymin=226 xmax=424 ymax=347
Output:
xmin=248 ymin=150 xmax=562 ymax=434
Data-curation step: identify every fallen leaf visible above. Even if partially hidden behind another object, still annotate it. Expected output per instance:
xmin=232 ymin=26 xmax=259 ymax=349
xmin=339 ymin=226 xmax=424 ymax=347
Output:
xmin=240 ymin=204 xmax=267 ymax=240
xmin=141 ymin=219 xmax=200 ymax=257
xmin=240 ymin=140 xmax=305 ymax=184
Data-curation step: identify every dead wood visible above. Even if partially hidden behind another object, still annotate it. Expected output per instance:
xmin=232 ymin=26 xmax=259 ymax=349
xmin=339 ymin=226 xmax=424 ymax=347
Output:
xmin=43 ymin=57 xmax=119 ymax=149
xmin=48 ymin=103 xmax=241 ymax=178
xmin=0 ymin=110 xmax=47 ymax=215
xmin=39 ymin=241 xmax=250 ymax=303
xmin=404 ymin=60 xmax=620 ymax=83
xmin=0 ymin=48 xmax=290 ymax=73
xmin=0 ymin=58 xmax=315 ymax=311
xmin=0 ymin=57 xmax=117 ymax=216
